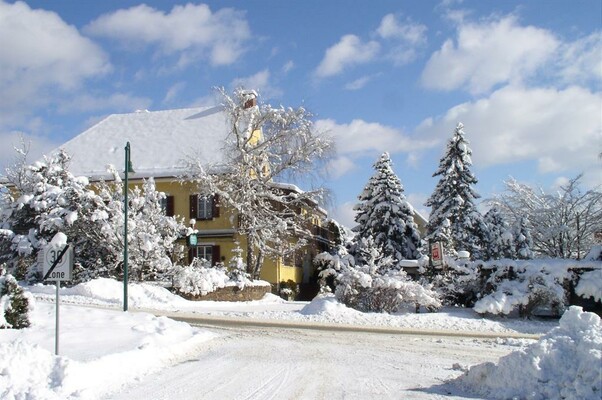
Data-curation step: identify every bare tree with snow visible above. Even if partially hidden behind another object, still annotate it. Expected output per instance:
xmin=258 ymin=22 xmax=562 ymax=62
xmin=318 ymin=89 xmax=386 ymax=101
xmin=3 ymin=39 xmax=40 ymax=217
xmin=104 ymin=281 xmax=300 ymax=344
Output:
xmin=185 ymin=88 xmax=333 ymax=279
xmin=490 ymin=175 xmax=602 ymax=259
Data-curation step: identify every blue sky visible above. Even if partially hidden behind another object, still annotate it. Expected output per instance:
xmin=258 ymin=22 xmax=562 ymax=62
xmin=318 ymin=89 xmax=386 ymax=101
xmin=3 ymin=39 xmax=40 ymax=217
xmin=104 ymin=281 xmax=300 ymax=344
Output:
xmin=1 ymin=0 xmax=600 ymax=227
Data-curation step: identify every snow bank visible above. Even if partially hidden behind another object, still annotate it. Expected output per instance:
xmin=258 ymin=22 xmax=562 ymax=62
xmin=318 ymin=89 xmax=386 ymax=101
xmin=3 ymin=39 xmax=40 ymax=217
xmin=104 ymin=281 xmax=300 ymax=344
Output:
xmin=455 ymin=306 xmax=602 ymax=399
xmin=29 ymin=277 xmax=190 ymax=310
xmin=0 ymin=297 xmax=216 ymax=399
xmin=300 ymin=294 xmax=364 ymax=320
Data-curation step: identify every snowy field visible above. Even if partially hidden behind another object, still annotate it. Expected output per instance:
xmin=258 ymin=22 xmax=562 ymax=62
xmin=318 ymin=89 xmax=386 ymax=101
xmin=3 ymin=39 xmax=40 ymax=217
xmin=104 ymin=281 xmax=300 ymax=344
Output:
xmin=1 ymin=278 xmax=600 ymax=399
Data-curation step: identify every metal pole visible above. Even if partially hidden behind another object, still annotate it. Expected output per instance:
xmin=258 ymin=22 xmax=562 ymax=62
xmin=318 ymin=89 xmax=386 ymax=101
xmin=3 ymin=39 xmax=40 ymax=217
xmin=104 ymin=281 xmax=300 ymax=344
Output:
xmin=124 ymin=142 xmax=130 ymax=312
xmin=55 ymin=281 xmax=60 ymax=355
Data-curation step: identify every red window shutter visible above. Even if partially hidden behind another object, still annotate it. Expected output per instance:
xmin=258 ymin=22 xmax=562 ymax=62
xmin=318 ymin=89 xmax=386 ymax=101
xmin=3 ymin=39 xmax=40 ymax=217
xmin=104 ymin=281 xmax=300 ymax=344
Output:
xmin=190 ymin=195 xmax=198 ymax=219
xmin=212 ymin=194 xmax=220 ymax=218
xmin=166 ymin=196 xmax=174 ymax=217
xmin=212 ymin=245 xmax=221 ymax=266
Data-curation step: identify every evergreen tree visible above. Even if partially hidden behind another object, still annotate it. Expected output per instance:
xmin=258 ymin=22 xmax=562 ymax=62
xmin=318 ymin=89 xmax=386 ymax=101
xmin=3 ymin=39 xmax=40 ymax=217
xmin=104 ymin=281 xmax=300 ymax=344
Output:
xmin=514 ymin=216 xmax=534 ymax=260
xmin=425 ymin=123 xmax=482 ymax=257
xmin=483 ymin=206 xmax=515 ymax=260
xmin=0 ymin=273 xmax=30 ymax=329
xmin=353 ymin=153 xmax=422 ymax=266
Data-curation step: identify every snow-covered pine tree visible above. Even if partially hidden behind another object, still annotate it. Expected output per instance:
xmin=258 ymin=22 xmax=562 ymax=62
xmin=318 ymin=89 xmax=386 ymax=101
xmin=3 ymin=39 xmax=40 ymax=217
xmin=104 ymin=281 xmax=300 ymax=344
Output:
xmin=425 ymin=123 xmax=482 ymax=257
xmin=514 ymin=216 xmax=534 ymax=260
xmin=483 ymin=206 xmax=516 ymax=260
xmin=353 ymin=153 xmax=421 ymax=267
xmin=0 ymin=273 xmax=30 ymax=329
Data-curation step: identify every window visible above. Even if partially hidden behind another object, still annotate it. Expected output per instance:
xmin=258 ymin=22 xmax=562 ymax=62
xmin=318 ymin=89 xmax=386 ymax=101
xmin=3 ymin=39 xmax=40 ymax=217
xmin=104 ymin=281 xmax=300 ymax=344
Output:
xmin=190 ymin=194 xmax=219 ymax=220
xmin=159 ymin=195 xmax=174 ymax=216
xmin=198 ymin=196 xmax=213 ymax=219
xmin=189 ymin=244 xmax=221 ymax=265
xmin=192 ymin=245 xmax=213 ymax=262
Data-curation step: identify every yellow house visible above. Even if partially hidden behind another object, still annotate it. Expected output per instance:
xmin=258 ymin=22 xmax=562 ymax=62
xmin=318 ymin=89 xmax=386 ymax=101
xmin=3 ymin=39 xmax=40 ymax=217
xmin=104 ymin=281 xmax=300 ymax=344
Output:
xmin=55 ymin=104 xmax=332 ymax=286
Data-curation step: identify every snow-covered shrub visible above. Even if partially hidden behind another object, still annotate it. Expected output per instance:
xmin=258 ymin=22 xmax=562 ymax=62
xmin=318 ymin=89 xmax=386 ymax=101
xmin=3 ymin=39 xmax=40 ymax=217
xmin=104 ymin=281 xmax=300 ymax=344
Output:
xmin=171 ymin=259 xmax=229 ymax=297
xmin=455 ymin=306 xmax=602 ymax=400
xmin=278 ymin=280 xmax=299 ymax=300
xmin=0 ymin=273 xmax=31 ymax=329
xmin=315 ymin=247 xmax=354 ymax=292
xmin=575 ymin=269 xmax=602 ymax=303
xmin=430 ymin=259 xmax=482 ymax=307
xmin=333 ymin=238 xmax=441 ymax=313
xmin=474 ymin=260 xmax=570 ymax=317
xmin=227 ymin=242 xmax=251 ymax=288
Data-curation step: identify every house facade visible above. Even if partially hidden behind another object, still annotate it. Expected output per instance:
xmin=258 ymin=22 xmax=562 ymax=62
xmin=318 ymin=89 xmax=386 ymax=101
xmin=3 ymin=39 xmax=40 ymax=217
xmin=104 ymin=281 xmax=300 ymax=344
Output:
xmin=55 ymin=105 xmax=333 ymax=285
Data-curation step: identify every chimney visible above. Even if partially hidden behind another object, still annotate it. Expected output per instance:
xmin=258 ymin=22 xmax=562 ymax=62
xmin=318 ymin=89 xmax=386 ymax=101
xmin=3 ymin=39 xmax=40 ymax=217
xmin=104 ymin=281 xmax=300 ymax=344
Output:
xmin=242 ymin=90 xmax=258 ymax=109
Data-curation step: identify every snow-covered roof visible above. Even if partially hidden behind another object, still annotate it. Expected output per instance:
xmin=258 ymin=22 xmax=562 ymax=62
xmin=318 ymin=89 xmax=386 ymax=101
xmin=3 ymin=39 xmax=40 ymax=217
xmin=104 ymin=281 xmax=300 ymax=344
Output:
xmin=55 ymin=106 xmax=230 ymax=180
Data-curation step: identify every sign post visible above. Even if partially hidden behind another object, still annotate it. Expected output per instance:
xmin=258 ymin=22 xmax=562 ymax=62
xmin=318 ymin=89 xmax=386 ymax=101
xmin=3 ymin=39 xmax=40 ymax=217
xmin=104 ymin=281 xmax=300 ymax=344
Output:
xmin=42 ymin=242 xmax=73 ymax=355
xmin=430 ymin=241 xmax=444 ymax=268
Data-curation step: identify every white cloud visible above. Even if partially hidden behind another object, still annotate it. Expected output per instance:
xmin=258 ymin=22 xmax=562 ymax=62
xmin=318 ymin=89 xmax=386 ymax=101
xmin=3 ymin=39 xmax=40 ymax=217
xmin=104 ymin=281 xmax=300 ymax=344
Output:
xmin=163 ymin=82 xmax=186 ymax=104
xmin=230 ymin=69 xmax=282 ymax=99
xmin=58 ymin=93 xmax=152 ymax=113
xmin=416 ymin=84 xmax=602 ymax=181
xmin=0 ymin=130 xmax=61 ymax=172
xmin=376 ymin=14 xmax=427 ymax=65
xmin=330 ymin=201 xmax=357 ymax=229
xmin=282 ymin=60 xmax=294 ymax=74
xmin=326 ymin=156 xmax=358 ymax=179
xmin=556 ymin=32 xmax=602 ymax=85
xmin=344 ymin=75 xmax=375 ymax=91
xmin=316 ymin=118 xmax=435 ymax=158
xmin=85 ymin=3 xmax=251 ymax=67
xmin=422 ymin=15 xmax=558 ymax=94
xmin=0 ymin=1 xmax=111 ymax=126
xmin=315 ymin=35 xmax=380 ymax=78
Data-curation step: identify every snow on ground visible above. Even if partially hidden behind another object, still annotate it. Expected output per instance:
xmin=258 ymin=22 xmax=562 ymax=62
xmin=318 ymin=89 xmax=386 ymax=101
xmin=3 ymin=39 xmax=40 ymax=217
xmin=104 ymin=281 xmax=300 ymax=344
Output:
xmin=0 ymin=295 xmax=216 ymax=400
xmin=29 ymin=278 xmax=557 ymax=335
xmin=3 ymin=278 xmax=600 ymax=399
xmin=454 ymin=306 xmax=602 ymax=400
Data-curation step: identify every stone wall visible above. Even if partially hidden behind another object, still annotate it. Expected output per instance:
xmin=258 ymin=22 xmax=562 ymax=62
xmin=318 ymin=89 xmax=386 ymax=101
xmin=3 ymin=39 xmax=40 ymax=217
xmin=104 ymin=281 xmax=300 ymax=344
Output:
xmin=177 ymin=284 xmax=272 ymax=302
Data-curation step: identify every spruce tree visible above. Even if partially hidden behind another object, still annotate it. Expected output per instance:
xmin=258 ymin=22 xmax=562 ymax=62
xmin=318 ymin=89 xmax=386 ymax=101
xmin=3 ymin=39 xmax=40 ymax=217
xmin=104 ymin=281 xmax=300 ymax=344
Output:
xmin=483 ymin=206 xmax=515 ymax=260
xmin=353 ymin=152 xmax=422 ymax=266
xmin=0 ymin=273 xmax=30 ymax=329
xmin=514 ymin=216 xmax=534 ymax=260
xmin=425 ymin=123 xmax=482 ymax=257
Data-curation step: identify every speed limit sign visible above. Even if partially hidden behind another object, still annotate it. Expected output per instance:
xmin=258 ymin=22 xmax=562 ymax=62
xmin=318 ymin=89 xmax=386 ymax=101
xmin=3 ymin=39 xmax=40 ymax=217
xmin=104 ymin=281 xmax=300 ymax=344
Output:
xmin=42 ymin=244 xmax=73 ymax=281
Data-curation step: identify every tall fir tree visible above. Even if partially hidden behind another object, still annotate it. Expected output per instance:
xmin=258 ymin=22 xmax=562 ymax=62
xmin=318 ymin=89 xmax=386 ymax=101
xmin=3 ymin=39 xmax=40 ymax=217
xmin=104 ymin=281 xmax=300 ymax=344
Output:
xmin=353 ymin=152 xmax=422 ymax=266
xmin=425 ymin=123 xmax=482 ymax=257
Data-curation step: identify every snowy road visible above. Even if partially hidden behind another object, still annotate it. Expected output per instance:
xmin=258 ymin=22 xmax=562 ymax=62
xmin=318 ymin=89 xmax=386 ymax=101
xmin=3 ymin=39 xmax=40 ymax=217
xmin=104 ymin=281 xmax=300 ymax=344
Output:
xmin=105 ymin=325 xmax=519 ymax=400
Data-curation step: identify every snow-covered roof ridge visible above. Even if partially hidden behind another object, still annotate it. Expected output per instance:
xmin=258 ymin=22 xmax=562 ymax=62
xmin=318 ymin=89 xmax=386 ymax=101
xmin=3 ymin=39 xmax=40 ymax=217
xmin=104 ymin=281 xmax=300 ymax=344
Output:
xmin=53 ymin=105 xmax=230 ymax=180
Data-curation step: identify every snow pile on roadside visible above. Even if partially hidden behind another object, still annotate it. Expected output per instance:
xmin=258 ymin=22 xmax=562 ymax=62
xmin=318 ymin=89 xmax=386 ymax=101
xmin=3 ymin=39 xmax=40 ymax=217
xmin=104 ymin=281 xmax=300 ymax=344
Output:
xmin=0 ymin=297 xmax=216 ymax=400
xmin=300 ymin=294 xmax=363 ymax=320
xmin=455 ymin=306 xmax=602 ymax=399
xmin=29 ymin=278 xmax=190 ymax=310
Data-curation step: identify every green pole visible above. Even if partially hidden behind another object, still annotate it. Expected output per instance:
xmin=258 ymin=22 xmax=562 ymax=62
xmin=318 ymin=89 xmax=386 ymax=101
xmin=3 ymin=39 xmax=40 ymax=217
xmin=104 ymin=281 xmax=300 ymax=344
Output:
xmin=123 ymin=142 xmax=130 ymax=311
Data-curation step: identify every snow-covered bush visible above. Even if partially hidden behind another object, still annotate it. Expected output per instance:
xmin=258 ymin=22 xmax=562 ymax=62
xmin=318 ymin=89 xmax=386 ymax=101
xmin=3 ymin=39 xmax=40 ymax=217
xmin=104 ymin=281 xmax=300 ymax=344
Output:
xmin=455 ymin=306 xmax=602 ymax=399
xmin=430 ymin=259 xmax=482 ymax=307
xmin=0 ymin=272 xmax=31 ymax=329
xmin=227 ymin=242 xmax=251 ymax=287
xmin=171 ymin=259 xmax=229 ymax=297
xmin=332 ymin=237 xmax=441 ymax=313
xmin=474 ymin=260 xmax=570 ymax=317
xmin=315 ymin=247 xmax=354 ymax=292
xmin=575 ymin=269 xmax=602 ymax=303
